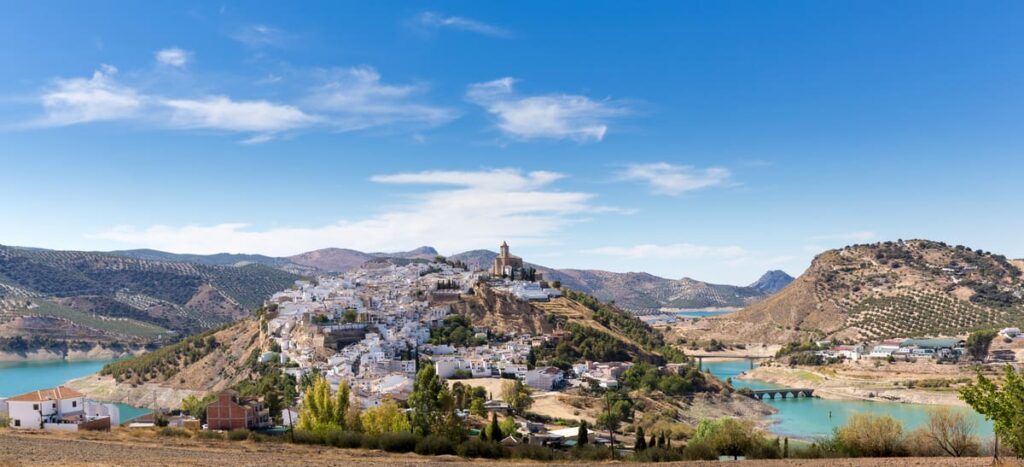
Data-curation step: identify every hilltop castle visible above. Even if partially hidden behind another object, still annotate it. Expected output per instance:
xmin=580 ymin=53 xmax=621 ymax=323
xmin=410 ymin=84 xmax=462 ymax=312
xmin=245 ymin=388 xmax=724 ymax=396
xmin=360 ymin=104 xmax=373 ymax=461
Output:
xmin=491 ymin=241 xmax=540 ymax=281
xmin=491 ymin=241 xmax=524 ymax=276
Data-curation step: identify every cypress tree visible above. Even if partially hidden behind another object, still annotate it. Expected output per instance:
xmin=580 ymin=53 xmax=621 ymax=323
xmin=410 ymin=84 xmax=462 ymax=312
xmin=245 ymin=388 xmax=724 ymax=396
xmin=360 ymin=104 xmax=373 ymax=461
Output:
xmin=578 ymin=420 xmax=589 ymax=445
xmin=634 ymin=426 xmax=646 ymax=451
xmin=489 ymin=412 xmax=501 ymax=442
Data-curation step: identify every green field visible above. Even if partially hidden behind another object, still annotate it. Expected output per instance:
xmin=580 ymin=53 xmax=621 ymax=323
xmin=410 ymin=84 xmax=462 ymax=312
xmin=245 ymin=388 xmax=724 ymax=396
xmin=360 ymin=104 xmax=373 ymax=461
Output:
xmin=18 ymin=300 xmax=169 ymax=339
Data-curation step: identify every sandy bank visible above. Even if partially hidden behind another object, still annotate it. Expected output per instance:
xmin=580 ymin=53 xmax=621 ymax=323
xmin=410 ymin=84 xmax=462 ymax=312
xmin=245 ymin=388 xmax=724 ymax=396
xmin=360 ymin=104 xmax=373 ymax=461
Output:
xmin=0 ymin=347 xmax=144 ymax=363
xmin=739 ymin=365 xmax=969 ymax=407
xmin=66 ymin=374 xmax=205 ymax=410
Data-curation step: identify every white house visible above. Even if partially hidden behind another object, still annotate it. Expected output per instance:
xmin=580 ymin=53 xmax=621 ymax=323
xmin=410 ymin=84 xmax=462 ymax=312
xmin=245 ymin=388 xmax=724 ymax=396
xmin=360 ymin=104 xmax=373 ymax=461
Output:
xmin=999 ymin=328 xmax=1021 ymax=339
xmin=7 ymin=386 xmax=110 ymax=431
xmin=525 ymin=367 xmax=563 ymax=390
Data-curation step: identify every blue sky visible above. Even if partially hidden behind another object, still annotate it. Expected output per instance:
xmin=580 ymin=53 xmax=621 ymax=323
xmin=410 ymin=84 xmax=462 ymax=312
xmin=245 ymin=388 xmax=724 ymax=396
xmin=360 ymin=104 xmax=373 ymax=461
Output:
xmin=2 ymin=1 xmax=1022 ymax=284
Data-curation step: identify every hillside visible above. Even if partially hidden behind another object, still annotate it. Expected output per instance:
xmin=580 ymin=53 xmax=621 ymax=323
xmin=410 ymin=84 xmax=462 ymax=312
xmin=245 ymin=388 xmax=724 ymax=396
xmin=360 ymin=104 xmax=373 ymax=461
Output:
xmin=69 ymin=318 xmax=270 ymax=408
xmin=691 ymin=240 xmax=1024 ymax=343
xmin=0 ymin=245 xmax=299 ymax=345
xmin=451 ymin=284 xmax=680 ymax=364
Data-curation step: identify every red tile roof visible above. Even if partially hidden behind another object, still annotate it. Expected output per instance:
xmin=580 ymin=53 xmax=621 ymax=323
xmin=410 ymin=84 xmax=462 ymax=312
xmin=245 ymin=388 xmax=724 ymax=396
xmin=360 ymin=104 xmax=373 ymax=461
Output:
xmin=7 ymin=386 xmax=85 ymax=402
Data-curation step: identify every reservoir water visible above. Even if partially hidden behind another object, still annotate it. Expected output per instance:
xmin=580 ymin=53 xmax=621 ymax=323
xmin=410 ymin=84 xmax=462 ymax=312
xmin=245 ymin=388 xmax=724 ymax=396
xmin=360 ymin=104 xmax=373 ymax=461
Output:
xmin=671 ymin=310 xmax=734 ymax=319
xmin=702 ymin=359 xmax=994 ymax=439
xmin=0 ymin=359 xmax=150 ymax=424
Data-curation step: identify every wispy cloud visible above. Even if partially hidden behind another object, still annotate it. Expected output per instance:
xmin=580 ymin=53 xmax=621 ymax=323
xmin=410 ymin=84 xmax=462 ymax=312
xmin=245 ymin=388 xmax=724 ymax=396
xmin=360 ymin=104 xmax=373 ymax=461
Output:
xmin=416 ymin=11 xmax=510 ymax=37
xmin=620 ymin=163 xmax=731 ymax=195
xmin=162 ymin=96 xmax=317 ymax=136
xmin=466 ymin=77 xmax=627 ymax=142
xmin=306 ymin=66 xmax=457 ymax=131
xmin=36 ymin=65 xmax=145 ymax=126
xmin=584 ymin=243 xmax=747 ymax=260
xmin=94 ymin=169 xmax=610 ymax=255
xmin=155 ymin=48 xmax=190 ymax=68
xmin=26 ymin=64 xmax=457 ymax=142
xmin=231 ymin=24 xmax=287 ymax=47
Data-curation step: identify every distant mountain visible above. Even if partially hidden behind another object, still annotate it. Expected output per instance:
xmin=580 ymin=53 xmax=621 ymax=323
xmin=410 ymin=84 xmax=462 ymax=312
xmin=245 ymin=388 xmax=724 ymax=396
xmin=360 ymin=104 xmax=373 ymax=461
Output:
xmin=450 ymin=248 xmax=785 ymax=311
xmin=107 ymin=245 xmax=789 ymax=312
xmin=286 ymin=248 xmax=375 ymax=273
xmin=0 ymin=245 xmax=300 ymax=344
xmin=111 ymin=249 xmax=288 ymax=268
xmin=371 ymin=246 xmax=439 ymax=260
xmin=697 ymin=239 xmax=1024 ymax=344
xmin=747 ymin=270 xmax=794 ymax=294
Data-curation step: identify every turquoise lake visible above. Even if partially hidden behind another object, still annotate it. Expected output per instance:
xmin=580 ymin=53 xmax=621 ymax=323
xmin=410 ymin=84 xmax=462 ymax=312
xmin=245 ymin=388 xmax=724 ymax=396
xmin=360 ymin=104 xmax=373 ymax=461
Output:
xmin=702 ymin=359 xmax=994 ymax=440
xmin=672 ymin=310 xmax=734 ymax=319
xmin=0 ymin=359 xmax=150 ymax=424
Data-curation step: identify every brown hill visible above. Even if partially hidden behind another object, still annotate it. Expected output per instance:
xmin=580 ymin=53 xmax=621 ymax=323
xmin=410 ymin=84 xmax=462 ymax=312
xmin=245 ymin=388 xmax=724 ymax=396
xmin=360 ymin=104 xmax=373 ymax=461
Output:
xmin=687 ymin=240 xmax=1024 ymax=344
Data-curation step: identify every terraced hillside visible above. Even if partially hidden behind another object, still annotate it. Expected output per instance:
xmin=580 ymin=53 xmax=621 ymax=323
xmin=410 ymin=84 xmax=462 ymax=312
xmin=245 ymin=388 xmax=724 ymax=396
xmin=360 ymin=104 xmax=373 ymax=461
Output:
xmin=693 ymin=240 xmax=1024 ymax=343
xmin=0 ymin=245 xmax=299 ymax=344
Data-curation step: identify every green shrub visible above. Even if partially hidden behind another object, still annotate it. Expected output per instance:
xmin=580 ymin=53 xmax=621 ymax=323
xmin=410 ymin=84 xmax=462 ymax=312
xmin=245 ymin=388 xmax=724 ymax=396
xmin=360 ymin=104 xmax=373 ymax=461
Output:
xmin=378 ymin=432 xmax=418 ymax=453
xmin=197 ymin=430 xmax=223 ymax=441
xmin=457 ymin=438 xmax=508 ymax=459
xmin=682 ymin=440 xmax=718 ymax=460
xmin=360 ymin=433 xmax=381 ymax=450
xmin=333 ymin=431 xmax=364 ymax=449
xmin=291 ymin=430 xmax=324 ymax=445
xmin=415 ymin=435 xmax=455 ymax=456
xmin=632 ymin=447 xmax=684 ymax=462
xmin=226 ymin=429 xmax=249 ymax=441
xmin=509 ymin=444 xmax=562 ymax=461
xmin=158 ymin=427 xmax=191 ymax=438
xmin=570 ymin=444 xmax=612 ymax=461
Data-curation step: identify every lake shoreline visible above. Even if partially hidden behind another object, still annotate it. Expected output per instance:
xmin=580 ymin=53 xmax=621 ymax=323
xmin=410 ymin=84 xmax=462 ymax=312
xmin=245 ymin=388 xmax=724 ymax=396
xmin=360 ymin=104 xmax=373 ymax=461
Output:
xmin=0 ymin=347 xmax=144 ymax=363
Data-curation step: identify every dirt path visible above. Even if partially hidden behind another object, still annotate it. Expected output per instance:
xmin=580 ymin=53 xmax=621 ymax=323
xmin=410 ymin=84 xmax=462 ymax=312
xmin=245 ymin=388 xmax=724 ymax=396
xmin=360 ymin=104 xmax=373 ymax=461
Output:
xmin=0 ymin=430 xmax=1009 ymax=466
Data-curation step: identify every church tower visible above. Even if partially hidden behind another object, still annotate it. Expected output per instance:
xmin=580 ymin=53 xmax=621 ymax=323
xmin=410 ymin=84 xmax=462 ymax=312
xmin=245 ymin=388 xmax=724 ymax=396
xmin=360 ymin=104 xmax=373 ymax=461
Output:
xmin=500 ymin=240 xmax=510 ymax=258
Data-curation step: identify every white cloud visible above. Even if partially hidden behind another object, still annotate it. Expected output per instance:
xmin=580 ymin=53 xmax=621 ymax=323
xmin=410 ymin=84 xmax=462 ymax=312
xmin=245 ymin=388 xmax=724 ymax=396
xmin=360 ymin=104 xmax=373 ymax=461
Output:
xmin=155 ymin=48 xmax=189 ymax=68
xmin=37 ymin=65 xmax=145 ymax=126
xmin=416 ymin=11 xmax=510 ymax=37
xmin=232 ymin=24 xmax=286 ymax=47
xmin=584 ymin=243 xmax=747 ymax=260
xmin=809 ymin=231 xmax=877 ymax=242
xmin=621 ymin=163 xmax=731 ymax=195
xmin=466 ymin=78 xmax=626 ymax=142
xmin=162 ymin=96 xmax=317 ymax=134
xmin=307 ymin=67 xmax=456 ymax=131
xmin=94 ymin=169 xmax=606 ymax=255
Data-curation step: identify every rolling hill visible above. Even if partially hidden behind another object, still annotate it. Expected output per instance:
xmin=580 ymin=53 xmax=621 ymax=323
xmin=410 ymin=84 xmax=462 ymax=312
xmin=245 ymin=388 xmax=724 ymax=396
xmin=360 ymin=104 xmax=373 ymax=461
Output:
xmin=0 ymin=245 xmax=300 ymax=345
xmin=689 ymin=239 xmax=1024 ymax=344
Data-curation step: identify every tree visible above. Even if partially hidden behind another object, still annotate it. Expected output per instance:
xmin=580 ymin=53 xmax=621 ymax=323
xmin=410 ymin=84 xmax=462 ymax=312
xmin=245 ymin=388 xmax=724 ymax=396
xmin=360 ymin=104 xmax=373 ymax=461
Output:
xmin=360 ymin=400 xmax=412 ymax=435
xmin=634 ymin=426 xmax=647 ymax=450
xmin=181 ymin=394 xmax=215 ymax=423
xmin=488 ymin=412 xmax=502 ymax=443
xmin=500 ymin=379 xmax=534 ymax=414
xmin=434 ymin=386 xmax=467 ymax=444
xmin=965 ymin=330 xmax=997 ymax=361
xmin=296 ymin=375 xmax=349 ymax=431
xmin=408 ymin=363 xmax=444 ymax=436
xmin=922 ymin=407 xmax=978 ymax=457
xmin=835 ymin=414 xmax=905 ymax=457
xmin=960 ymin=364 xmax=1024 ymax=455
xmin=342 ymin=308 xmax=358 ymax=323
xmin=578 ymin=421 xmax=589 ymax=445
xmin=499 ymin=416 xmax=518 ymax=440
xmin=470 ymin=398 xmax=486 ymax=417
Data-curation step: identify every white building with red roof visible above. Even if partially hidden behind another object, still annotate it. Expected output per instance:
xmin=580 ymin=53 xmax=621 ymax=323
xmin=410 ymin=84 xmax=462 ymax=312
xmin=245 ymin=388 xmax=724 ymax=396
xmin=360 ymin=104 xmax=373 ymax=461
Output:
xmin=6 ymin=385 xmax=111 ymax=431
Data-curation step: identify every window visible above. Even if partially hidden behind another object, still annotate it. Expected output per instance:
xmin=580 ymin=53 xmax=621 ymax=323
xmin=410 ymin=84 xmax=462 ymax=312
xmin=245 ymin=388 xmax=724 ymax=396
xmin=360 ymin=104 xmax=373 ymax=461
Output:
xmin=33 ymin=404 xmax=38 ymax=411
xmin=72 ymin=400 xmax=77 ymax=408
xmin=14 ymin=420 xmax=20 ymax=427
